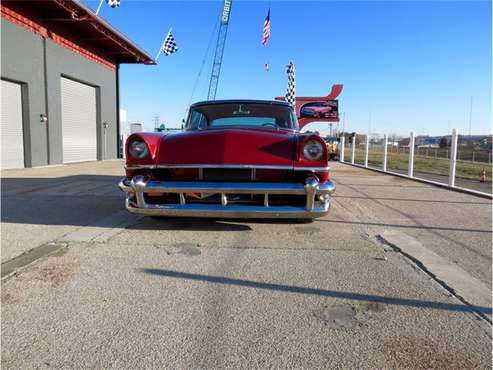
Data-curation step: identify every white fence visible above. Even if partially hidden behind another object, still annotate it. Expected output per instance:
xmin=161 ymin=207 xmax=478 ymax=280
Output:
xmin=340 ymin=129 xmax=492 ymax=198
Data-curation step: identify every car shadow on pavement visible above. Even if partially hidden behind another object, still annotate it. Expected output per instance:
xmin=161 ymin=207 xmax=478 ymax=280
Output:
xmin=129 ymin=216 xmax=311 ymax=231
xmin=140 ymin=268 xmax=492 ymax=316
xmin=1 ymin=175 xmax=123 ymax=227
xmin=130 ymin=217 xmax=253 ymax=231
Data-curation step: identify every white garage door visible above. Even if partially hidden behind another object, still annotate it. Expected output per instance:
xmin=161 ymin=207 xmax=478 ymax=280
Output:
xmin=1 ymin=80 xmax=25 ymax=169
xmin=61 ymin=77 xmax=97 ymax=163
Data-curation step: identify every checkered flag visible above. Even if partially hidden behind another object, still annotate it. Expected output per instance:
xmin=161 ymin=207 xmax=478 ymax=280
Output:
xmin=285 ymin=61 xmax=296 ymax=109
xmin=161 ymin=31 xmax=178 ymax=56
xmin=106 ymin=0 xmax=120 ymax=8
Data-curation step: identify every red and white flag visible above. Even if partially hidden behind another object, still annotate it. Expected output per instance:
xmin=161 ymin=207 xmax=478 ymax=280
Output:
xmin=262 ymin=8 xmax=271 ymax=46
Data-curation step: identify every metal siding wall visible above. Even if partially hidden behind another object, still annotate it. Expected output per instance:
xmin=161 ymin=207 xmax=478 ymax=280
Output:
xmin=2 ymin=19 xmax=119 ymax=167
xmin=45 ymin=40 xmax=117 ymax=163
xmin=1 ymin=19 xmax=46 ymax=167
xmin=1 ymin=80 xmax=24 ymax=169
xmin=60 ymin=77 xmax=97 ymax=163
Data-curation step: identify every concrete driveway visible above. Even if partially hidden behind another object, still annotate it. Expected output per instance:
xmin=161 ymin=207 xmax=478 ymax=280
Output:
xmin=1 ymin=160 xmax=124 ymax=262
xmin=1 ymin=160 xmax=491 ymax=368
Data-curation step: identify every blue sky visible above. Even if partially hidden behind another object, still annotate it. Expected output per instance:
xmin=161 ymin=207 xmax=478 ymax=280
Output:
xmin=85 ymin=0 xmax=491 ymax=136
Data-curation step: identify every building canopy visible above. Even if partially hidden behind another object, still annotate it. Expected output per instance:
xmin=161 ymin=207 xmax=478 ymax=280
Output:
xmin=2 ymin=0 xmax=155 ymax=66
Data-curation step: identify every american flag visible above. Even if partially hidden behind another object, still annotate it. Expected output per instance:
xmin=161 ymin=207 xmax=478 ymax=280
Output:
xmin=262 ymin=8 xmax=271 ymax=46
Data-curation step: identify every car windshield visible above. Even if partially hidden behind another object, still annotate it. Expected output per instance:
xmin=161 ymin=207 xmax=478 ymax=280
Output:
xmin=187 ymin=103 xmax=297 ymax=130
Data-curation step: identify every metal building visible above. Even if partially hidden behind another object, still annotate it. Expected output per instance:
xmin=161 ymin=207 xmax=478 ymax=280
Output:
xmin=1 ymin=0 xmax=154 ymax=169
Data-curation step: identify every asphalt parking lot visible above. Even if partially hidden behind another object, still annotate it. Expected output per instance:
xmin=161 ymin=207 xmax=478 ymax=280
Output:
xmin=1 ymin=160 xmax=492 ymax=368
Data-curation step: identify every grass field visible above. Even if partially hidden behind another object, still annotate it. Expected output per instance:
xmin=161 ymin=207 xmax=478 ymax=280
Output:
xmin=343 ymin=147 xmax=492 ymax=182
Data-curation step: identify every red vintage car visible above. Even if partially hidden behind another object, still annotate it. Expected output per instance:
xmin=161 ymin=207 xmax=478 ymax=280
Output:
xmin=119 ymin=100 xmax=336 ymax=220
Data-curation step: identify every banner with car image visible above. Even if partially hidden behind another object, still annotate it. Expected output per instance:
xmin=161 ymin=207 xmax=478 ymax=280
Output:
xmin=299 ymin=100 xmax=339 ymax=120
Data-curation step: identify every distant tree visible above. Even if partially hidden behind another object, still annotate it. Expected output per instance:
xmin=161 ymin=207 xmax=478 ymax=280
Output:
xmin=355 ymin=134 xmax=366 ymax=145
xmin=155 ymin=123 xmax=166 ymax=132
xmin=439 ymin=137 xmax=449 ymax=148
xmin=388 ymin=133 xmax=402 ymax=145
xmin=370 ymin=133 xmax=381 ymax=144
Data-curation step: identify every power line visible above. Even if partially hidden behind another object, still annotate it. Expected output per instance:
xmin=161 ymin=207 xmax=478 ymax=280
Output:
xmin=183 ymin=15 xmax=221 ymax=121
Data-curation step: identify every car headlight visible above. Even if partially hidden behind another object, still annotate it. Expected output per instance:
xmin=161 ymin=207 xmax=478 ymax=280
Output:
xmin=128 ymin=140 xmax=149 ymax=159
xmin=303 ymin=140 xmax=324 ymax=161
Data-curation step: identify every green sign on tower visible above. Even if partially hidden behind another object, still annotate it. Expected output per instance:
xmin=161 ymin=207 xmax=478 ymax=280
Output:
xmin=221 ymin=0 xmax=232 ymax=24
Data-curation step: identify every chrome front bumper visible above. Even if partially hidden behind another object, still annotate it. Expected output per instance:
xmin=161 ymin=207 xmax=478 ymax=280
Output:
xmin=118 ymin=176 xmax=336 ymax=219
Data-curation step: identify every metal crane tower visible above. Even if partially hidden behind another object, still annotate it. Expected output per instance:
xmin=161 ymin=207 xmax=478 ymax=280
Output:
xmin=207 ymin=0 xmax=232 ymax=101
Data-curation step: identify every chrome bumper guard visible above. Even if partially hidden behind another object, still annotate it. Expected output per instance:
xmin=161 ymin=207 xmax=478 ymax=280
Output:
xmin=118 ymin=176 xmax=336 ymax=219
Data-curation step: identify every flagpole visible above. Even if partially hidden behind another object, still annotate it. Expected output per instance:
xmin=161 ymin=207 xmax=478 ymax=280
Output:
xmin=95 ymin=0 xmax=104 ymax=15
xmin=155 ymin=27 xmax=172 ymax=61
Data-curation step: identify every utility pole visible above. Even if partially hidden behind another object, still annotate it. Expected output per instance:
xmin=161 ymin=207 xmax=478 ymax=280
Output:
xmin=468 ymin=96 xmax=473 ymax=136
xmin=341 ymin=112 xmax=346 ymax=134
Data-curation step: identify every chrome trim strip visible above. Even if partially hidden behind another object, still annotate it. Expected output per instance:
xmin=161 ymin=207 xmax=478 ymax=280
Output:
xmin=293 ymin=166 xmax=331 ymax=172
xmin=156 ymin=164 xmax=291 ymax=170
xmin=118 ymin=177 xmax=336 ymax=219
xmin=125 ymin=164 xmax=156 ymax=170
xmin=126 ymin=163 xmax=330 ymax=171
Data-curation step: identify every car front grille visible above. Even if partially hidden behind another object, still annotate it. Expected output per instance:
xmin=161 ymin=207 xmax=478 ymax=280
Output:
xmin=202 ymin=168 xmax=253 ymax=182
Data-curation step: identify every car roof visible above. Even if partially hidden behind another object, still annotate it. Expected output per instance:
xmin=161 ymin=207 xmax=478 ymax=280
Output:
xmin=190 ymin=99 xmax=291 ymax=108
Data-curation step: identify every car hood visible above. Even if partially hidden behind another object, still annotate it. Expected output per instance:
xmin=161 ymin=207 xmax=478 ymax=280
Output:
xmin=156 ymin=128 xmax=296 ymax=167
